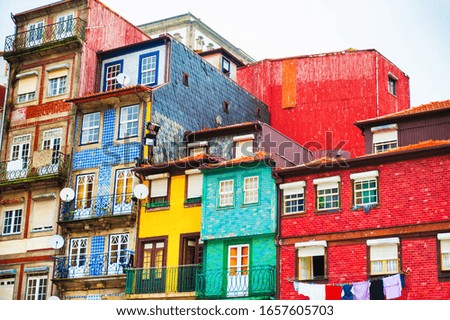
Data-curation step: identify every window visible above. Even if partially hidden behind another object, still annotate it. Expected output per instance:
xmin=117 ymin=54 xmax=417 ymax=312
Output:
xmin=114 ymin=168 xmax=134 ymax=214
xmin=48 ymin=76 xmax=67 ymax=96
xmin=55 ymin=13 xmax=74 ymax=39
xmin=27 ymin=21 xmax=44 ymax=47
xmin=9 ymin=134 xmax=31 ymax=175
xmin=16 ymin=71 xmax=38 ymax=103
xmin=42 ymin=128 xmax=62 ymax=165
xmin=244 ymin=176 xmax=259 ymax=204
xmin=314 ymin=176 xmax=340 ymax=211
xmin=388 ymin=74 xmax=397 ymax=96
xmin=147 ymin=174 xmax=169 ymax=207
xmin=0 ymin=276 xmax=15 ymax=300
xmin=139 ymin=52 xmax=159 ymax=86
xmin=69 ymin=238 xmax=87 ymax=277
xmin=219 ymin=180 xmax=234 ymax=207
xmin=103 ymin=61 xmax=123 ymax=91
xmin=233 ymin=134 xmax=255 ymax=158
xmin=438 ymin=233 xmax=450 ymax=271
xmin=182 ymin=72 xmax=189 ymax=86
xmin=228 ymin=244 xmax=249 ymax=297
xmin=187 ymin=141 xmax=208 ymax=157
xmin=109 ymin=234 xmax=129 ymax=273
xmin=280 ymin=181 xmax=305 ymax=215
xmin=296 ymin=241 xmax=327 ymax=280
xmin=350 ymin=170 xmax=379 ymax=207
xmin=222 ymin=57 xmax=231 ymax=76
xmin=367 ymin=238 xmax=399 ymax=275
xmin=2 ymin=209 xmax=23 ymax=235
xmin=372 ymin=124 xmax=398 ymax=153
xmin=75 ymin=173 xmax=95 ymax=211
xmin=223 ymin=100 xmax=230 ymax=114
xmin=25 ymin=274 xmax=47 ymax=300
xmin=119 ymin=105 xmax=139 ymax=139
xmin=81 ymin=112 xmax=100 ymax=144
xmin=186 ymin=169 xmax=203 ymax=203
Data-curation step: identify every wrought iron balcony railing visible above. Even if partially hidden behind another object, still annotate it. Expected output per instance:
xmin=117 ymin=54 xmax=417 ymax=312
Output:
xmin=4 ymin=18 xmax=86 ymax=53
xmin=196 ymin=265 xmax=276 ymax=299
xmin=59 ymin=193 xmax=137 ymax=221
xmin=125 ymin=265 xmax=201 ymax=295
xmin=53 ymin=251 xmax=134 ymax=279
xmin=0 ymin=152 xmax=69 ymax=183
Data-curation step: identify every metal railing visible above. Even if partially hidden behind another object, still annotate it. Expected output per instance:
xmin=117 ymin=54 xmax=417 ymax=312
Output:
xmin=59 ymin=193 xmax=137 ymax=221
xmin=4 ymin=18 xmax=86 ymax=53
xmin=0 ymin=152 xmax=69 ymax=182
xmin=125 ymin=265 xmax=201 ymax=295
xmin=53 ymin=251 xmax=133 ymax=279
xmin=196 ymin=265 xmax=276 ymax=299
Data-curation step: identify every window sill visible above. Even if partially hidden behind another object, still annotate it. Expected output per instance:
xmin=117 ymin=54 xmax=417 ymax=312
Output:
xmin=315 ymin=209 xmax=341 ymax=214
xmin=145 ymin=206 xmax=170 ymax=212
xmin=240 ymin=202 xmax=260 ymax=208
xmin=352 ymin=204 xmax=380 ymax=212
xmin=282 ymin=212 xmax=306 ymax=218
xmin=184 ymin=200 xmax=201 ymax=208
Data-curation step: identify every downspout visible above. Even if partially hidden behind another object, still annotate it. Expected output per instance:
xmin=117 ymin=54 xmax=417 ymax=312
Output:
xmin=375 ymin=54 xmax=379 ymax=117
xmin=273 ymin=170 xmax=283 ymax=300
xmin=0 ymin=59 xmax=10 ymax=153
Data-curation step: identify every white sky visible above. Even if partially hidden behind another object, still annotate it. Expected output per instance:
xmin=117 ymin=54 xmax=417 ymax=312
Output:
xmin=1 ymin=0 xmax=449 ymax=107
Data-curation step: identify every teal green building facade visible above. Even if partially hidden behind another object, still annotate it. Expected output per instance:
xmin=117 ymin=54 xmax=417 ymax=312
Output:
xmin=198 ymin=159 xmax=277 ymax=299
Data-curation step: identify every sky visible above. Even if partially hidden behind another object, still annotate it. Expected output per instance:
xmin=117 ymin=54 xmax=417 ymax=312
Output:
xmin=0 ymin=0 xmax=449 ymax=107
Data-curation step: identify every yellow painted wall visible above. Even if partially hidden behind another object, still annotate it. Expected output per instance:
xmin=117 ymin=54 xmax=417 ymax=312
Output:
xmin=138 ymin=174 xmax=201 ymax=267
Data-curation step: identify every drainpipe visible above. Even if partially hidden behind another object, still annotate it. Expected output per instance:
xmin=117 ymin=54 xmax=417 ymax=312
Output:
xmin=0 ymin=58 xmax=10 ymax=153
xmin=375 ymin=54 xmax=379 ymax=117
xmin=273 ymin=170 xmax=283 ymax=300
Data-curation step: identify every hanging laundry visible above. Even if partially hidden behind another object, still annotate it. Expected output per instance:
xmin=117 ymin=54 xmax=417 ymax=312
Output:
xmin=325 ymin=285 xmax=342 ymax=300
xmin=351 ymin=281 xmax=370 ymax=300
xmin=369 ymin=279 xmax=384 ymax=300
xmin=297 ymin=282 xmax=312 ymax=299
xmin=341 ymin=284 xmax=353 ymax=300
xmin=383 ymin=274 xmax=402 ymax=300
xmin=309 ymin=284 xmax=325 ymax=300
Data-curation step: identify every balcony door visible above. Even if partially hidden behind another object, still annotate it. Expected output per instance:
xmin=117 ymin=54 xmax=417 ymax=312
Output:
xmin=8 ymin=134 xmax=31 ymax=179
xmin=178 ymin=234 xmax=202 ymax=292
xmin=113 ymin=168 xmax=134 ymax=215
xmin=227 ymin=244 xmax=249 ymax=297
xmin=69 ymin=238 xmax=87 ymax=277
xmin=108 ymin=234 xmax=129 ymax=274
xmin=27 ymin=21 xmax=44 ymax=47
xmin=74 ymin=173 xmax=95 ymax=219
xmin=56 ymin=13 xmax=74 ymax=39
xmin=40 ymin=128 xmax=62 ymax=174
xmin=137 ymin=240 xmax=166 ymax=293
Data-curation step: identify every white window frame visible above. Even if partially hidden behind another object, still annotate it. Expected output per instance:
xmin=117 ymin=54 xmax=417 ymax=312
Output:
xmin=233 ymin=134 xmax=255 ymax=158
xmin=25 ymin=273 xmax=48 ymax=300
xmin=438 ymin=233 xmax=450 ymax=271
xmin=140 ymin=52 xmax=158 ymax=86
xmin=81 ymin=112 xmax=100 ymax=145
xmin=118 ymin=105 xmax=139 ymax=139
xmin=219 ymin=179 xmax=234 ymax=207
xmin=105 ymin=62 xmax=122 ymax=91
xmin=367 ymin=238 xmax=400 ymax=275
xmin=350 ymin=171 xmax=379 ymax=206
xmin=27 ymin=21 xmax=44 ymax=47
xmin=48 ymin=75 xmax=67 ymax=96
xmin=186 ymin=169 xmax=203 ymax=202
xmin=146 ymin=173 xmax=170 ymax=206
xmin=314 ymin=176 xmax=340 ymax=211
xmin=371 ymin=124 xmax=398 ymax=153
xmin=243 ymin=176 xmax=259 ymax=204
xmin=109 ymin=233 xmax=129 ymax=269
xmin=388 ymin=73 xmax=398 ymax=96
xmin=18 ymin=92 xmax=36 ymax=103
xmin=2 ymin=208 xmax=23 ymax=235
xmin=295 ymin=241 xmax=327 ymax=281
xmin=280 ymin=181 xmax=306 ymax=215
xmin=0 ymin=276 xmax=15 ymax=300
xmin=55 ymin=13 xmax=74 ymax=39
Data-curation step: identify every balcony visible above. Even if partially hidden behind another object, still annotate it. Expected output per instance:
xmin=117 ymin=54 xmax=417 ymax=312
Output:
xmin=4 ymin=18 xmax=86 ymax=58
xmin=58 ymin=193 xmax=137 ymax=232
xmin=125 ymin=265 xmax=201 ymax=300
xmin=0 ymin=152 xmax=69 ymax=189
xmin=196 ymin=265 xmax=276 ymax=299
xmin=52 ymin=251 xmax=133 ymax=291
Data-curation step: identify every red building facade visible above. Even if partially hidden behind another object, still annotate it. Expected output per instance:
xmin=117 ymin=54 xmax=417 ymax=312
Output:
xmin=276 ymin=142 xmax=450 ymax=300
xmin=237 ymin=49 xmax=410 ymax=157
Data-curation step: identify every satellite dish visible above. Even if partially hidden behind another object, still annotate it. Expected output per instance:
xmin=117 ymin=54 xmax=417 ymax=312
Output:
xmin=48 ymin=296 xmax=60 ymax=300
xmin=59 ymin=187 xmax=75 ymax=202
xmin=216 ymin=115 xmax=222 ymax=125
xmin=49 ymin=235 xmax=65 ymax=249
xmin=133 ymin=184 xmax=149 ymax=200
xmin=116 ymin=73 xmax=131 ymax=86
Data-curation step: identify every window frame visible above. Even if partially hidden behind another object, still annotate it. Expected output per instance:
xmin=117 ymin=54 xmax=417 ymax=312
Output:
xmin=80 ymin=112 xmax=101 ymax=145
xmin=280 ymin=181 xmax=306 ymax=215
xmin=147 ymin=173 xmax=170 ymax=209
xmin=138 ymin=51 xmax=159 ymax=87
xmin=313 ymin=176 xmax=341 ymax=212
xmin=185 ymin=169 xmax=203 ymax=205
xmin=48 ymin=75 xmax=67 ymax=97
xmin=219 ymin=179 xmax=234 ymax=208
xmin=388 ymin=73 xmax=398 ymax=96
xmin=437 ymin=233 xmax=450 ymax=278
xmin=2 ymin=208 xmax=23 ymax=235
xmin=350 ymin=171 xmax=379 ymax=208
xmin=103 ymin=60 xmax=123 ymax=92
xmin=222 ymin=57 xmax=231 ymax=76
xmin=118 ymin=104 xmax=139 ymax=140
xmin=25 ymin=273 xmax=48 ymax=300
xmin=295 ymin=241 xmax=327 ymax=281
xmin=367 ymin=238 xmax=400 ymax=276
xmin=371 ymin=124 xmax=398 ymax=153
xmin=243 ymin=176 xmax=259 ymax=205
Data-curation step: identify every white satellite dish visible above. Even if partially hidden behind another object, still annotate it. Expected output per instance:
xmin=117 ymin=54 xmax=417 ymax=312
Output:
xmin=116 ymin=73 xmax=131 ymax=86
xmin=49 ymin=234 xmax=65 ymax=249
xmin=133 ymin=184 xmax=149 ymax=200
xmin=216 ymin=115 xmax=222 ymax=125
xmin=59 ymin=187 xmax=75 ymax=202
xmin=48 ymin=296 xmax=60 ymax=300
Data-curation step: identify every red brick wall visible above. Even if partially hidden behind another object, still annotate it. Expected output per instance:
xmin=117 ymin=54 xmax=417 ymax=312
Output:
xmin=237 ymin=50 xmax=410 ymax=157
xmin=279 ymin=154 xmax=450 ymax=300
